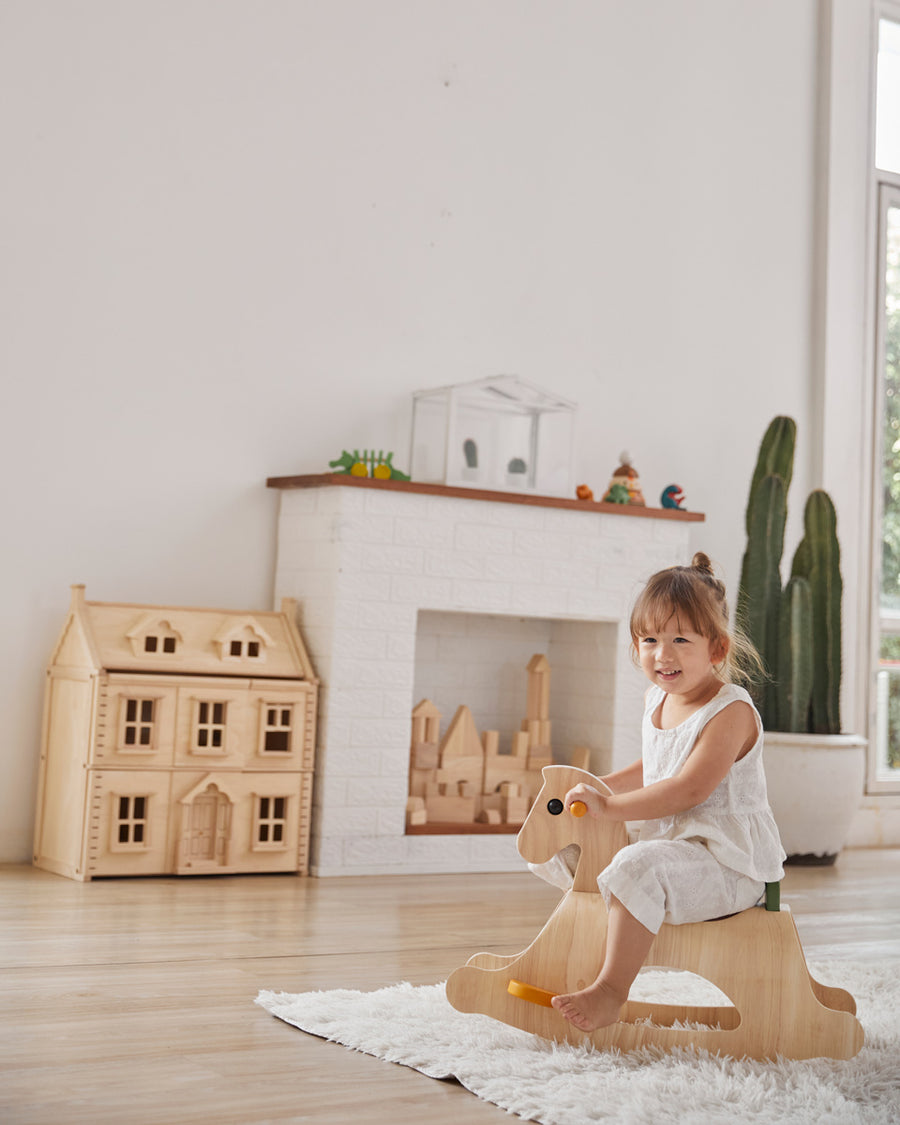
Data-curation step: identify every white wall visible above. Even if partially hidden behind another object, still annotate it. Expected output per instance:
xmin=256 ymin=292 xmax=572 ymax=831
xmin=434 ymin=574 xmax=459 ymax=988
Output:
xmin=0 ymin=0 xmax=844 ymax=862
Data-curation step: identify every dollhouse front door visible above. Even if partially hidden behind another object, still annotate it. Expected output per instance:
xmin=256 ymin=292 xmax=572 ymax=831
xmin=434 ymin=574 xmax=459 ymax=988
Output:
xmin=178 ymin=784 xmax=232 ymax=871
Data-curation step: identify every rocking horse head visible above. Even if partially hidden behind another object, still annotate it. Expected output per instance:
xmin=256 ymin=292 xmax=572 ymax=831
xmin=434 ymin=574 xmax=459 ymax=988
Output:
xmin=518 ymin=765 xmax=628 ymax=892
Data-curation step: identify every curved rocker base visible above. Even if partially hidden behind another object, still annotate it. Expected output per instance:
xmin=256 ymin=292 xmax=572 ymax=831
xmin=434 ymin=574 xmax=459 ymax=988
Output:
xmin=446 ymin=889 xmax=864 ymax=1061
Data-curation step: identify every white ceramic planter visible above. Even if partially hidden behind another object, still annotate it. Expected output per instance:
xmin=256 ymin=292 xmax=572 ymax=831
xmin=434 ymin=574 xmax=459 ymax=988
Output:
xmin=763 ymin=733 xmax=867 ymax=863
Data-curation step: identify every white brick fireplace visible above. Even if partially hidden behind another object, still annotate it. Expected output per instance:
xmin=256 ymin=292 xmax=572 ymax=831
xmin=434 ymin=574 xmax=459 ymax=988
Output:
xmin=269 ymin=474 xmax=700 ymax=877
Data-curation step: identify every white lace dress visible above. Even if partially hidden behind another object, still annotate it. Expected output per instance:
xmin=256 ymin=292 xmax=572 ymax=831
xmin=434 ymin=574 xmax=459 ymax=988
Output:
xmin=532 ymin=682 xmax=786 ymax=934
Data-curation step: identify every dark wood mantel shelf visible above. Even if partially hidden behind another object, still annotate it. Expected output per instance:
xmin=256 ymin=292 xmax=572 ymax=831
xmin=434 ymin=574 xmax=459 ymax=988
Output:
xmin=266 ymin=473 xmax=705 ymax=522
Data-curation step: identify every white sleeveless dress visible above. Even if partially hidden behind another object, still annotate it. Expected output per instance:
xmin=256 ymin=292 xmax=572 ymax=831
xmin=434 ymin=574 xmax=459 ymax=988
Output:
xmin=531 ymin=682 xmax=786 ymax=934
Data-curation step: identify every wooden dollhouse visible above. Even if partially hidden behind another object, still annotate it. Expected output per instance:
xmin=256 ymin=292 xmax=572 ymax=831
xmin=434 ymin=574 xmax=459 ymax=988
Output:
xmin=33 ymin=586 xmax=318 ymax=881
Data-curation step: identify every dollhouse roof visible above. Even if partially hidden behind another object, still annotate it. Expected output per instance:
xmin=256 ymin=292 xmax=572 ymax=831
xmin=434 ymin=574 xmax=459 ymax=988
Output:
xmin=50 ymin=586 xmax=316 ymax=681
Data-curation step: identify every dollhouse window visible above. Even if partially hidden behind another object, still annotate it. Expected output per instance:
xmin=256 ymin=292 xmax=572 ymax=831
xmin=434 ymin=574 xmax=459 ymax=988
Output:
xmin=126 ymin=615 xmax=182 ymax=659
xmin=111 ymin=795 xmax=150 ymax=851
xmin=142 ymin=628 xmax=178 ymax=655
xmin=120 ymin=698 xmax=156 ymax=751
xmin=261 ymin=706 xmax=293 ymax=753
xmin=216 ymin=618 xmax=270 ymax=663
xmin=194 ymin=701 xmax=227 ymax=753
xmin=253 ymin=796 xmax=288 ymax=850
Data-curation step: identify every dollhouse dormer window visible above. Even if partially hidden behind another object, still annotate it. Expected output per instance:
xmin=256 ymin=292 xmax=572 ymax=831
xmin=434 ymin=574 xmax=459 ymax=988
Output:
xmin=126 ymin=615 xmax=182 ymax=660
xmin=144 ymin=634 xmax=177 ymax=654
xmin=215 ymin=618 xmax=271 ymax=664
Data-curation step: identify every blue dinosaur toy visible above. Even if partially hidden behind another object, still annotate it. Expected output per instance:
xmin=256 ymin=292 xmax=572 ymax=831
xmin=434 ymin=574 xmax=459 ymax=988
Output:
xmin=661 ymin=484 xmax=686 ymax=510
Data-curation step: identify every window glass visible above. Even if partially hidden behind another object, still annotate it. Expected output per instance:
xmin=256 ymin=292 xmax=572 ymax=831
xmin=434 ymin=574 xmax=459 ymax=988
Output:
xmin=881 ymin=205 xmax=900 ymax=609
xmin=878 ymin=199 xmax=900 ymax=784
xmin=255 ymin=795 xmax=288 ymax=848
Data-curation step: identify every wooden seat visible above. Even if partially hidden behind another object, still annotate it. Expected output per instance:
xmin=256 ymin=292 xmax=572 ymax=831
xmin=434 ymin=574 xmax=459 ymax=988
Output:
xmin=446 ymin=764 xmax=864 ymax=1061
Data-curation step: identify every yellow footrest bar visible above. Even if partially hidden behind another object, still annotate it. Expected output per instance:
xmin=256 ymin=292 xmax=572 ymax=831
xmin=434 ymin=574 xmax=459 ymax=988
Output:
xmin=507 ymin=979 xmax=556 ymax=1008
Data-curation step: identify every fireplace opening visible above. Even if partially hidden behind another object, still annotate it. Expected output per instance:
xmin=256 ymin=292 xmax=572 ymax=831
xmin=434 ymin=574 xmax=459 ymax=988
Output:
xmin=407 ymin=611 xmax=618 ymax=833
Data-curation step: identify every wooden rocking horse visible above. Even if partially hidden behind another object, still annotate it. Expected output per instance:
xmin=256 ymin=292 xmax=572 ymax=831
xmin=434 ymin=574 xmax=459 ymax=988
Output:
xmin=446 ymin=765 xmax=865 ymax=1061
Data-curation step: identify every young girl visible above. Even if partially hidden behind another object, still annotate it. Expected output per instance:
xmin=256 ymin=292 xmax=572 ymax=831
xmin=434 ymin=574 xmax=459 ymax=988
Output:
xmin=535 ymin=552 xmax=785 ymax=1033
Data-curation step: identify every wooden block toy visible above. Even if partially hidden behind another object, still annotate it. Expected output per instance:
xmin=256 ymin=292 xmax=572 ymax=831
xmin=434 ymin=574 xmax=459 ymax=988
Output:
xmin=501 ymin=783 xmax=529 ymax=823
xmin=446 ymin=764 xmax=865 ymax=1061
xmin=511 ymin=731 xmax=530 ymax=758
xmin=33 ymin=586 xmax=318 ymax=881
xmin=502 ymin=799 xmax=529 ymax=824
xmin=440 ymin=706 xmax=484 ymax=761
xmin=424 ymin=794 xmax=477 ymax=823
xmin=483 ymin=754 xmax=527 ymax=797
xmin=411 ymin=699 xmax=442 ymax=745
xmin=411 ymin=742 xmax=439 ymax=771
xmin=526 ymin=654 xmax=551 ymax=720
xmin=406 ymin=652 xmax=568 ymax=832
xmin=476 ymin=809 xmax=502 ymax=825
xmin=405 ymin=797 xmax=427 ymax=827
xmin=570 ymin=746 xmax=591 ymax=771
xmin=436 ymin=758 xmax=484 ymax=788
xmin=482 ymin=730 xmax=499 ymax=754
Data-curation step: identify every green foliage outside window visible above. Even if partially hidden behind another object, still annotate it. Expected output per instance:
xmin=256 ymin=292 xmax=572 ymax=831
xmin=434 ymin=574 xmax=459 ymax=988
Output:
xmin=879 ymin=209 xmax=900 ymax=772
xmin=881 ymin=210 xmax=900 ymax=608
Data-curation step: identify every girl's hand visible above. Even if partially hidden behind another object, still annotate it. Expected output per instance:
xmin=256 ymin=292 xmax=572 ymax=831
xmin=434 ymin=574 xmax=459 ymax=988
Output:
xmin=563 ymin=783 xmax=607 ymax=819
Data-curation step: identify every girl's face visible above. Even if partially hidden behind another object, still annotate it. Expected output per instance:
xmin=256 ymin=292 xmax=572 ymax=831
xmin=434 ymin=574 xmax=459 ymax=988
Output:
xmin=635 ymin=614 xmax=724 ymax=697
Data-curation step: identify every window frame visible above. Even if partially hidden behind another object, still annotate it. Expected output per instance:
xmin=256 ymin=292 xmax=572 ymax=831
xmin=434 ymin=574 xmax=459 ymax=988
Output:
xmin=117 ymin=696 xmax=159 ymax=754
xmin=190 ymin=698 xmax=230 ymax=757
xmin=864 ymin=1 xmax=900 ymax=798
xmin=870 ymin=179 xmax=900 ymax=793
xmin=258 ymin=702 xmax=295 ymax=756
xmin=109 ymin=793 xmax=151 ymax=852
xmin=252 ymin=795 xmax=289 ymax=852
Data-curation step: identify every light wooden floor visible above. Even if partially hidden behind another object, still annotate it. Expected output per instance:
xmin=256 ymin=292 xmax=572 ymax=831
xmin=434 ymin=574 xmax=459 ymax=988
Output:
xmin=3 ymin=851 xmax=900 ymax=1125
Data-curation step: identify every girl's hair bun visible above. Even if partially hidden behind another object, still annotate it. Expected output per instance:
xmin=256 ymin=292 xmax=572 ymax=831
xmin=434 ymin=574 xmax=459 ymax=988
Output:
xmin=691 ymin=551 xmax=714 ymax=575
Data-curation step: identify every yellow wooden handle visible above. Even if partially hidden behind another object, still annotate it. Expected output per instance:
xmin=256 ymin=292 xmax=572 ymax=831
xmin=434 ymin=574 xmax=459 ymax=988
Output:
xmin=507 ymin=979 xmax=556 ymax=1008
xmin=570 ymin=800 xmax=587 ymax=818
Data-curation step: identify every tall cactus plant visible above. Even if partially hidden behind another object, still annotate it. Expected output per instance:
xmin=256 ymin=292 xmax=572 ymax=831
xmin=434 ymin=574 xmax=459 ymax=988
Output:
xmin=736 ymin=417 xmax=842 ymax=735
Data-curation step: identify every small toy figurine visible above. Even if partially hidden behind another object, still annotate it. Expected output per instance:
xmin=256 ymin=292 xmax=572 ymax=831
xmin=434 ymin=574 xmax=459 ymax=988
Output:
xmin=328 ymin=449 xmax=411 ymax=481
xmin=604 ymin=483 xmax=630 ymax=504
xmin=575 ymin=484 xmax=594 ymax=501
xmin=602 ymin=452 xmax=645 ymax=505
xmin=661 ymin=484 xmax=686 ymax=510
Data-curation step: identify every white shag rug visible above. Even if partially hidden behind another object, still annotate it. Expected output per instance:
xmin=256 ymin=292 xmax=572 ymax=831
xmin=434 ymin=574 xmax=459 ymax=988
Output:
xmin=256 ymin=961 xmax=900 ymax=1124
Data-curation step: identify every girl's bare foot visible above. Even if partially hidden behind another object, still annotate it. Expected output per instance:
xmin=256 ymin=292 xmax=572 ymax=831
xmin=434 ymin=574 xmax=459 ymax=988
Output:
xmin=551 ymin=980 xmax=625 ymax=1032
